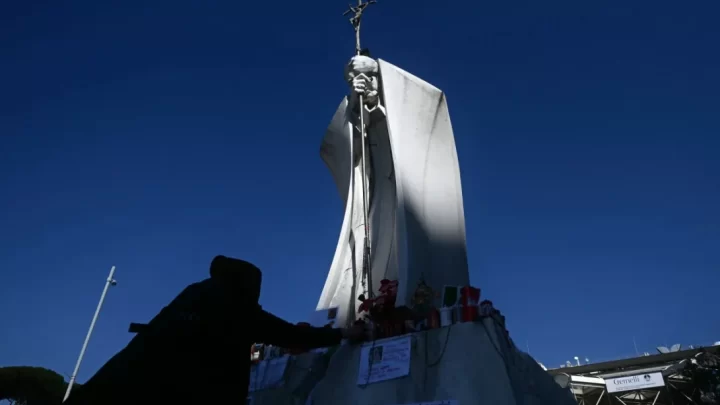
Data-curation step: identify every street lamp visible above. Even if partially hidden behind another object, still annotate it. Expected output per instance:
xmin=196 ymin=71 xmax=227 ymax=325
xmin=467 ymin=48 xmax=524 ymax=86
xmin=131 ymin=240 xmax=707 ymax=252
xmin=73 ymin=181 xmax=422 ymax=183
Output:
xmin=63 ymin=266 xmax=117 ymax=402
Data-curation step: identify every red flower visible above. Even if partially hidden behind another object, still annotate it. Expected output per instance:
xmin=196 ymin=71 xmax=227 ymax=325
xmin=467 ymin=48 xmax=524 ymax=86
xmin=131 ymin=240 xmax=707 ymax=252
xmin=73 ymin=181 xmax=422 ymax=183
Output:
xmin=359 ymin=297 xmax=375 ymax=312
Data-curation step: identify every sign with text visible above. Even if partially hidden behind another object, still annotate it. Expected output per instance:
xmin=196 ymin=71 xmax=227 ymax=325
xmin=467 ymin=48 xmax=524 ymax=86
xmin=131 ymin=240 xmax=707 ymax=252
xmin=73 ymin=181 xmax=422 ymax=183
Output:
xmin=605 ymin=372 xmax=665 ymax=393
xmin=357 ymin=335 xmax=411 ymax=385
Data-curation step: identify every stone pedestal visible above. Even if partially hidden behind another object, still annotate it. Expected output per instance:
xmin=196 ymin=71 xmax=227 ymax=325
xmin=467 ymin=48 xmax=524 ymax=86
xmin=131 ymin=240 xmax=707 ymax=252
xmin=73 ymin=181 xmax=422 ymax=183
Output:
xmin=250 ymin=319 xmax=574 ymax=405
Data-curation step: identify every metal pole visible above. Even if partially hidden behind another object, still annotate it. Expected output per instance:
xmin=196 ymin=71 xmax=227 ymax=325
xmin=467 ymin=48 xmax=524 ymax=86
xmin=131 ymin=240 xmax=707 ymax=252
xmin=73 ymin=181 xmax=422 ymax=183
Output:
xmin=595 ymin=389 xmax=605 ymax=405
xmin=633 ymin=336 xmax=639 ymax=356
xmin=345 ymin=0 xmax=376 ymax=298
xmin=650 ymin=390 xmax=660 ymax=405
xmin=358 ymin=75 xmax=373 ymax=298
xmin=63 ymin=266 xmax=117 ymax=402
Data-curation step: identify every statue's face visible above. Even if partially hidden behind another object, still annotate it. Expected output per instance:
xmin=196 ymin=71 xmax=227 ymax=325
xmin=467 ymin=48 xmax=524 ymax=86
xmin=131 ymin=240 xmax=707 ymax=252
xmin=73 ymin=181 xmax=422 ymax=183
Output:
xmin=345 ymin=55 xmax=379 ymax=82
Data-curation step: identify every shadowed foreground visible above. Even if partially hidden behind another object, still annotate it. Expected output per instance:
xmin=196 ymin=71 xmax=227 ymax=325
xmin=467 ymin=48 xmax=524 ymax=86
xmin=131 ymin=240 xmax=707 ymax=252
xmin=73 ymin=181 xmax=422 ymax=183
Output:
xmin=0 ymin=366 xmax=75 ymax=405
xmin=3 ymin=257 xmax=346 ymax=405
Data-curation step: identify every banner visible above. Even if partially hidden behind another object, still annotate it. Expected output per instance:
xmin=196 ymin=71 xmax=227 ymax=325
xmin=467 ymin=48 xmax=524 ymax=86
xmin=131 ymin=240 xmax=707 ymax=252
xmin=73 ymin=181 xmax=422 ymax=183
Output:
xmin=605 ymin=372 xmax=665 ymax=393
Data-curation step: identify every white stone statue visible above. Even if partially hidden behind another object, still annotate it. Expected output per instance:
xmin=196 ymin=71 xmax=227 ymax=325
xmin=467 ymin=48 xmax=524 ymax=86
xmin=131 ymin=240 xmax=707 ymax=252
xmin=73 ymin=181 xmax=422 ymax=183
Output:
xmin=317 ymin=55 xmax=470 ymax=327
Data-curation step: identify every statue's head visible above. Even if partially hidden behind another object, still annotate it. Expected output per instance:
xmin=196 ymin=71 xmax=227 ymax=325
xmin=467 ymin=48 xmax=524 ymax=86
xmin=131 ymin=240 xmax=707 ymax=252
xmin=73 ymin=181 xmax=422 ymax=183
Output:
xmin=344 ymin=55 xmax=379 ymax=83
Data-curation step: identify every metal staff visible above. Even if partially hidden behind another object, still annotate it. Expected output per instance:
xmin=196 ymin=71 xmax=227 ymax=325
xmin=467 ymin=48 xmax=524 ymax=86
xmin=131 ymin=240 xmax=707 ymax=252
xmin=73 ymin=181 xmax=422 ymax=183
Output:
xmin=344 ymin=0 xmax=376 ymax=298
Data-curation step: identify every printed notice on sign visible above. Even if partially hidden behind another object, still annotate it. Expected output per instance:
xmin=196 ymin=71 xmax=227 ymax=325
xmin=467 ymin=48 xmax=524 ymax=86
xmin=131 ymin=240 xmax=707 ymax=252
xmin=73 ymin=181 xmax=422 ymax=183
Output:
xmin=605 ymin=372 xmax=665 ymax=393
xmin=357 ymin=335 xmax=411 ymax=385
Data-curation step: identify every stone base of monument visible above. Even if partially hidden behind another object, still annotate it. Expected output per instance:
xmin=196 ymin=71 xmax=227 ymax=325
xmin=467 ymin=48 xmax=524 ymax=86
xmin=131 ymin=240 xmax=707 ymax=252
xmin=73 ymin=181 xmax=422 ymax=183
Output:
xmin=249 ymin=317 xmax=575 ymax=405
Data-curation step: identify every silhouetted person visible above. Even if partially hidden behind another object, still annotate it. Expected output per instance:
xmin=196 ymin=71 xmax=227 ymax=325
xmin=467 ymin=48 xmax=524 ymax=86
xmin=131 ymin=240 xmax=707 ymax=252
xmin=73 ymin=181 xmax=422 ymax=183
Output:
xmin=64 ymin=256 xmax=366 ymax=405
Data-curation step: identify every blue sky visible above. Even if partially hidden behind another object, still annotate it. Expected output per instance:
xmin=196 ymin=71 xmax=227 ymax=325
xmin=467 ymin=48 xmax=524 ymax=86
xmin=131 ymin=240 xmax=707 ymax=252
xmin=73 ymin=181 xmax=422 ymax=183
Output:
xmin=1 ymin=0 xmax=718 ymax=382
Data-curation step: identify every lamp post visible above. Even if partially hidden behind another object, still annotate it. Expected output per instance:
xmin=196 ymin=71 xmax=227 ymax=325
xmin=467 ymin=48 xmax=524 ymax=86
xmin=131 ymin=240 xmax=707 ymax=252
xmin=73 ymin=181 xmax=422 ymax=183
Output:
xmin=63 ymin=266 xmax=117 ymax=402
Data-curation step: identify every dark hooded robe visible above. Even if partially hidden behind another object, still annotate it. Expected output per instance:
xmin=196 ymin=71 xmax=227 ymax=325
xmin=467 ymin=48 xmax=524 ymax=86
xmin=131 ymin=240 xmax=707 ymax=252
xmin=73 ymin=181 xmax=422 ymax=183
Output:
xmin=64 ymin=256 xmax=342 ymax=405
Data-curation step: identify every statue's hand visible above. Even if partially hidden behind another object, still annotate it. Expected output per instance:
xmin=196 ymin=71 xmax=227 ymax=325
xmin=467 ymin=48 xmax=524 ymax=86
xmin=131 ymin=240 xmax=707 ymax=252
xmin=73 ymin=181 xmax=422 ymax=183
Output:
xmin=351 ymin=73 xmax=380 ymax=107
xmin=352 ymin=73 xmax=370 ymax=95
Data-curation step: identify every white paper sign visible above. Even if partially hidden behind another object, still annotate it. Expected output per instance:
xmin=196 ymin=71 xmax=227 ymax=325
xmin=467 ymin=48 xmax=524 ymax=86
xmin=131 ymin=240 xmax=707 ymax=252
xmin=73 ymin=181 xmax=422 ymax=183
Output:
xmin=249 ymin=355 xmax=290 ymax=392
xmin=605 ymin=372 xmax=665 ymax=393
xmin=357 ymin=335 xmax=411 ymax=385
